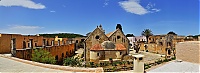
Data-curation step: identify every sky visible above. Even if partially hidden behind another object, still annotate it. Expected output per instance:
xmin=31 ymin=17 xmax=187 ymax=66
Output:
xmin=0 ymin=0 xmax=199 ymax=36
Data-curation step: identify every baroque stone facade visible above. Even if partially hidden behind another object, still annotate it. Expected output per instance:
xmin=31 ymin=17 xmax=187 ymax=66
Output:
xmin=84 ymin=25 xmax=129 ymax=62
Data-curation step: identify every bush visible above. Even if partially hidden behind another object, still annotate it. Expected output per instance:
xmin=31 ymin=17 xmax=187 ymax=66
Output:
xmin=63 ymin=57 xmax=81 ymax=67
xmin=31 ymin=48 xmax=56 ymax=64
xmin=112 ymin=62 xmax=118 ymax=66
xmin=172 ymin=57 xmax=176 ymax=60
xmin=144 ymin=63 xmax=151 ymax=70
xmin=89 ymin=62 xmax=94 ymax=67
xmin=155 ymin=59 xmax=163 ymax=64
xmin=100 ymin=62 xmax=104 ymax=67
xmin=104 ymin=62 xmax=109 ymax=66
xmin=163 ymin=58 xmax=169 ymax=62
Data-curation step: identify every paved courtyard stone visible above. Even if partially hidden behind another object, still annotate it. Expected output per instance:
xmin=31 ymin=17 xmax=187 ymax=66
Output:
xmin=0 ymin=57 xmax=69 ymax=72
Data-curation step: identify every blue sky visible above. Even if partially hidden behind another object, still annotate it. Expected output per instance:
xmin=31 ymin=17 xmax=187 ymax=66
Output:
xmin=0 ymin=0 xmax=199 ymax=36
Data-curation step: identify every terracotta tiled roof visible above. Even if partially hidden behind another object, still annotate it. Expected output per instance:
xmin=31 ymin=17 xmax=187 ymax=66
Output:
xmin=90 ymin=44 xmax=103 ymax=50
xmin=115 ymin=44 xmax=126 ymax=50
xmin=90 ymin=43 xmax=126 ymax=51
xmin=106 ymin=32 xmax=114 ymax=37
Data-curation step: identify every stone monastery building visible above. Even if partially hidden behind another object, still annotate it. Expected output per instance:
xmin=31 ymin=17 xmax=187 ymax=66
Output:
xmin=84 ymin=24 xmax=129 ymax=62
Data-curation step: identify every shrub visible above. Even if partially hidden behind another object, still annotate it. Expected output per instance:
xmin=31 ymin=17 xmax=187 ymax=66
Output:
xmin=100 ymin=62 xmax=104 ymax=67
xmin=163 ymin=58 xmax=169 ymax=62
xmin=118 ymin=61 xmax=123 ymax=65
xmin=112 ymin=62 xmax=117 ymax=66
xmin=172 ymin=57 xmax=176 ymax=60
xmin=63 ymin=57 xmax=81 ymax=67
xmin=156 ymin=59 xmax=163 ymax=64
xmin=89 ymin=62 xmax=94 ymax=67
xmin=31 ymin=48 xmax=56 ymax=64
xmin=104 ymin=62 xmax=109 ymax=66
xmin=144 ymin=63 xmax=151 ymax=70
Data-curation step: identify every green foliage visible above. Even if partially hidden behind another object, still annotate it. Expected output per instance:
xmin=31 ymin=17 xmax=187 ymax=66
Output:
xmin=39 ymin=33 xmax=85 ymax=38
xmin=172 ymin=57 xmax=176 ymax=60
xmin=100 ymin=62 xmax=104 ymax=67
xmin=63 ymin=57 xmax=82 ymax=67
xmin=163 ymin=58 xmax=169 ymax=62
xmin=89 ymin=62 xmax=95 ymax=67
xmin=104 ymin=62 xmax=109 ymax=66
xmin=155 ymin=59 xmax=163 ymax=64
xmin=112 ymin=62 xmax=118 ymax=66
xmin=167 ymin=31 xmax=177 ymax=35
xmin=144 ymin=63 xmax=151 ymax=70
xmin=126 ymin=34 xmax=135 ymax=37
xmin=141 ymin=29 xmax=153 ymax=43
xmin=31 ymin=48 xmax=56 ymax=64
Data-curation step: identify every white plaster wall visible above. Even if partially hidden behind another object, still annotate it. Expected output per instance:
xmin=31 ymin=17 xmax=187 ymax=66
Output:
xmin=90 ymin=51 xmax=98 ymax=60
xmin=116 ymin=51 xmax=121 ymax=59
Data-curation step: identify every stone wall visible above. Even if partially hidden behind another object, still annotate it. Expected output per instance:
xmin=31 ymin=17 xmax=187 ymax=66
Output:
xmin=16 ymin=44 xmax=75 ymax=62
xmin=0 ymin=34 xmax=71 ymax=54
xmin=176 ymin=41 xmax=200 ymax=64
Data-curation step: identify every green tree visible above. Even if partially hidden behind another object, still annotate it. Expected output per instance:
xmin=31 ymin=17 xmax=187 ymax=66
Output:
xmin=167 ymin=31 xmax=177 ymax=35
xmin=31 ymin=48 xmax=56 ymax=64
xmin=141 ymin=29 xmax=153 ymax=43
xmin=126 ymin=34 xmax=135 ymax=37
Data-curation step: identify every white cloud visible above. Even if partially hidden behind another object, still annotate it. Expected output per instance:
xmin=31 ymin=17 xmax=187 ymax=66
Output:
xmin=119 ymin=0 xmax=160 ymax=15
xmin=0 ymin=25 xmax=44 ymax=35
xmin=146 ymin=2 xmax=161 ymax=13
xmin=119 ymin=0 xmax=148 ymax=15
xmin=103 ymin=0 xmax=109 ymax=7
xmin=0 ymin=0 xmax=45 ymax=9
xmin=151 ymin=8 xmax=160 ymax=12
xmin=50 ymin=10 xmax=56 ymax=13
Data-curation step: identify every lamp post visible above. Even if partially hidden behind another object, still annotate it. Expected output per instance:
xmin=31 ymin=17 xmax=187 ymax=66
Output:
xmin=83 ymin=41 xmax=86 ymax=67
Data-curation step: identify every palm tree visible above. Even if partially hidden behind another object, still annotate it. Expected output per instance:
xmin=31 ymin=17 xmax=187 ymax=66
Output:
xmin=141 ymin=29 xmax=153 ymax=43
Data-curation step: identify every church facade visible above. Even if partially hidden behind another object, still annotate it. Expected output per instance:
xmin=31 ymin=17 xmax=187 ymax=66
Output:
xmin=84 ymin=24 xmax=129 ymax=62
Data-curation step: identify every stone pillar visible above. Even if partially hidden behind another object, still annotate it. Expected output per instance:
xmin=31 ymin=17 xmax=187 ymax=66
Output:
xmin=133 ymin=54 xmax=144 ymax=73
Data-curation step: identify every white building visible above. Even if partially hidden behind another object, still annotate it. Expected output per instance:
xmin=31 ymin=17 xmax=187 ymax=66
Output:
xmin=127 ymin=36 xmax=147 ymax=48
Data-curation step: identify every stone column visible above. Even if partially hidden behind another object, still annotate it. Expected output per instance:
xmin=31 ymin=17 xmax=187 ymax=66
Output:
xmin=133 ymin=54 xmax=144 ymax=73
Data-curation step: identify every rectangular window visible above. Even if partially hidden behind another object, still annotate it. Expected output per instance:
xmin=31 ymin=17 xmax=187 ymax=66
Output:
xmin=97 ymin=53 xmax=100 ymax=56
xmin=35 ymin=43 xmax=37 ymax=47
xmin=51 ymin=40 xmax=54 ymax=46
xmin=62 ymin=41 xmax=64 ymax=45
xmin=120 ymin=52 xmax=122 ymax=55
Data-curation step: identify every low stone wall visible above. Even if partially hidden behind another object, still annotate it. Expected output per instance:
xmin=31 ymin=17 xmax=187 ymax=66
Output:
xmin=0 ymin=54 xmax=103 ymax=72
xmin=176 ymin=41 xmax=200 ymax=64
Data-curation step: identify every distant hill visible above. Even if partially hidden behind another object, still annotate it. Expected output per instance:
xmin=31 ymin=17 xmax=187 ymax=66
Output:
xmin=39 ymin=33 xmax=86 ymax=38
